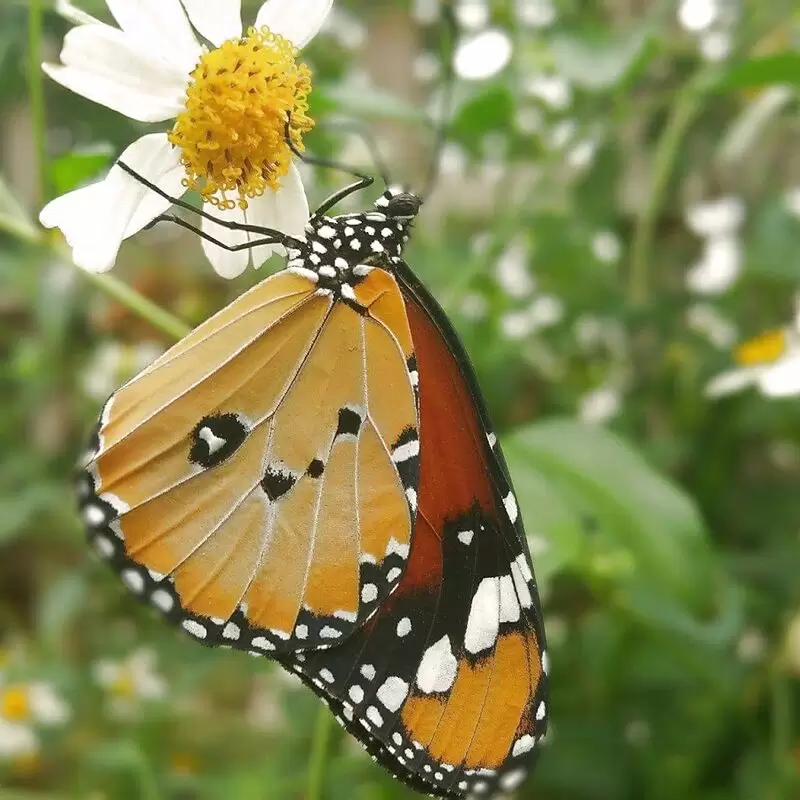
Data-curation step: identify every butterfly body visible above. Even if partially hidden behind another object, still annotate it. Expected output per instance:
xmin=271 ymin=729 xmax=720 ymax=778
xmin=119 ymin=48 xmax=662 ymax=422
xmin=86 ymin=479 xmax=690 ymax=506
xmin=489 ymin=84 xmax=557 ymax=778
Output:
xmin=77 ymin=187 xmax=547 ymax=797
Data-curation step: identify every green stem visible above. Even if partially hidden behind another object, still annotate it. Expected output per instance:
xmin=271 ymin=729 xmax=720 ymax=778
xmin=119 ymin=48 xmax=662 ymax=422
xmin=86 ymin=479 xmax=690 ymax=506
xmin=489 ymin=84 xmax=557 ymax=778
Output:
xmin=627 ymin=69 xmax=715 ymax=308
xmin=306 ymin=705 xmax=334 ymax=800
xmin=769 ymin=656 xmax=793 ymax=791
xmin=27 ymin=0 xmax=47 ymax=207
xmin=78 ymin=267 xmax=191 ymax=341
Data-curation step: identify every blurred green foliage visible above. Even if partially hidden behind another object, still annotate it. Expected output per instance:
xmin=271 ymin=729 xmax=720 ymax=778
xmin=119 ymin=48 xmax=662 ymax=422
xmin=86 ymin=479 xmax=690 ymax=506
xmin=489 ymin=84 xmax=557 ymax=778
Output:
xmin=3 ymin=0 xmax=800 ymax=798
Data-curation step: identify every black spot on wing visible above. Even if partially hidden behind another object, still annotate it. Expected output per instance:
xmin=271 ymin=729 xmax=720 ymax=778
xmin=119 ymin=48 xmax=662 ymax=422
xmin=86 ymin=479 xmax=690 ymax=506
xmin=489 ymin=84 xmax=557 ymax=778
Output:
xmin=336 ymin=407 xmax=363 ymax=438
xmin=260 ymin=465 xmax=298 ymax=501
xmin=307 ymin=458 xmax=325 ymax=479
xmin=189 ymin=413 xmax=248 ymax=469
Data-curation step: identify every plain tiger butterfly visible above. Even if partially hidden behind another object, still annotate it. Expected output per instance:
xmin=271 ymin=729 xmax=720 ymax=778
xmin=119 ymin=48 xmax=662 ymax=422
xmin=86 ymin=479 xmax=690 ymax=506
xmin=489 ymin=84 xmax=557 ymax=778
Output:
xmin=75 ymin=72 xmax=548 ymax=800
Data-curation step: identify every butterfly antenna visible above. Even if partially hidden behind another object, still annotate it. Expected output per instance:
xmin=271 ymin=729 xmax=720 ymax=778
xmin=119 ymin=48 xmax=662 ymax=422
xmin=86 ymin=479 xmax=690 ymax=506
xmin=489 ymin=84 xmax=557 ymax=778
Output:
xmin=285 ymin=116 xmax=385 ymax=217
xmin=421 ymin=1 xmax=458 ymax=200
xmin=116 ymin=161 xmax=306 ymax=248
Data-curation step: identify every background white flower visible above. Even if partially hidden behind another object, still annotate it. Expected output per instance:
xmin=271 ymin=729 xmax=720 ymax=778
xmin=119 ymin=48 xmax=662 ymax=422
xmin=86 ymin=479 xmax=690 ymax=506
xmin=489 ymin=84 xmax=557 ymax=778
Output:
xmin=40 ymin=0 xmax=333 ymax=278
xmin=685 ymin=196 xmax=745 ymax=295
xmin=706 ymin=319 xmax=800 ymax=398
xmin=0 ymin=678 xmax=70 ymax=761
xmin=94 ymin=648 xmax=168 ymax=718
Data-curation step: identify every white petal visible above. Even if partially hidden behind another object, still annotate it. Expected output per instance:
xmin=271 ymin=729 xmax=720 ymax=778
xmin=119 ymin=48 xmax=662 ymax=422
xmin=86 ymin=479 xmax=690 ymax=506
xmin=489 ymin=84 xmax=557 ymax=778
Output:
xmin=181 ymin=0 xmax=242 ymax=47
xmin=28 ymin=684 xmax=71 ymax=726
xmin=255 ymin=0 xmax=332 ymax=48
xmin=244 ymin=193 xmax=281 ymax=268
xmin=705 ymin=367 xmax=757 ymax=398
xmin=0 ymin=720 xmax=38 ymax=757
xmin=758 ymin=354 xmax=800 ymax=397
xmin=274 ymin=163 xmax=310 ymax=239
xmin=55 ymin=0 xmax=100 ymax=25
xmin=201 ymin=204 xmax=251 ymax=278
xmin=245 ymin=163 xmax=309 ymax=267
xmin=106 ymin=0 xmax=201 ymax=73
xmin=41 ymin=134 xmax=182 ymax=273
xmin=44 ymin=25 xmax=188 ymax=122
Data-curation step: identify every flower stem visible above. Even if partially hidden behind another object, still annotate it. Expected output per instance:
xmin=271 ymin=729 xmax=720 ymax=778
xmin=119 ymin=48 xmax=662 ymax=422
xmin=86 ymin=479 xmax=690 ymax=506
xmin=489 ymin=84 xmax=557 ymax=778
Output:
xmin=627 ymin=69 xmax=716 ymax=308
xmin=78 ymin=268 xmax=191 ymax=341
xmin=307 ymin=705 xmax=334 ymax=800
xmin=27 ymin=0 xmax=47 ymax=207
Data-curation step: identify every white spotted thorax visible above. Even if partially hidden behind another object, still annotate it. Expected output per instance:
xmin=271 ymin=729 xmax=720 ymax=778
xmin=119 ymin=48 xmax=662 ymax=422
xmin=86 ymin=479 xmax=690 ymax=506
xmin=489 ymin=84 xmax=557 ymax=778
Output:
xmin=285 ymin=186 xmax=421 ymax=306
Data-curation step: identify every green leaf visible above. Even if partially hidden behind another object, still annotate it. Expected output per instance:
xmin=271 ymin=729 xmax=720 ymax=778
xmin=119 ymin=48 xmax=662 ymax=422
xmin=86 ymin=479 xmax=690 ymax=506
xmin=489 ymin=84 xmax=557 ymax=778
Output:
xmin=449 ymin=84 xmax=516 ymax=144
xmin=549 ymin=27 xmax=652 ymax=91
xmin=504 ymin=419 xmax=719 ymax=615
xmin=746 ymin=199 xmax=800 ymax=280
xmin=37 ymin=572 xmax=89 ymax=654
xmin=314 ymin=83 xmax=428 ymax=124
xmin=49 ymin=144 xmax=115 ymax=197
xmin=715 ymin=53 xmax=800 ymax=90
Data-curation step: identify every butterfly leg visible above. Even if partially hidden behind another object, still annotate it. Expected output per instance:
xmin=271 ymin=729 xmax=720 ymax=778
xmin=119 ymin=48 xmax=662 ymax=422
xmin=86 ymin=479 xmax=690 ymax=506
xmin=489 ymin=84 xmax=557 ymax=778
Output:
xmin=148 ymin=213 xmax=286 ymax=254
xmin=116 ymin=161 xmax=304 ymax=249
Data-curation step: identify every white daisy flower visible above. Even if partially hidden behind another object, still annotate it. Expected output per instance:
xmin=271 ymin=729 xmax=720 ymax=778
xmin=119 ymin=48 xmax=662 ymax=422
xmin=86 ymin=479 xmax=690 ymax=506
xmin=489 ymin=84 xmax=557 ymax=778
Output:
xmin=706 ymin=320 xmax=800 ymax=398
xmin=0 ymin=678 xmax=70 ymax=760
xmin=94 ymin=647 xmax=167 ymax=717
xmin=40 ymin=0 xmax=333 ymax=278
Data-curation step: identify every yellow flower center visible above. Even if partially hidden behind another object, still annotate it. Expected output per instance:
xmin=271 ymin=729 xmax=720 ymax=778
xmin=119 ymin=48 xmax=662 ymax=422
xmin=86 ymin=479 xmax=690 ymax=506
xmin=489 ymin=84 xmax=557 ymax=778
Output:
xmin=1 ymin=686 xmax=30 ymax=722
xmin=110 ymin=671 xmax=136 ymax=699
xmin=734 ymin=329 xmax=786 ymax=367
xmin=169 ymin=27 xmax=314 ymax=211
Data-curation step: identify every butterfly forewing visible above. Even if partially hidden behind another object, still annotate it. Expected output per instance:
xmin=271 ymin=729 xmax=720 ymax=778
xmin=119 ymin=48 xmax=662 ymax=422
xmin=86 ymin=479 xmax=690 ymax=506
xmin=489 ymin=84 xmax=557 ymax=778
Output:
xmin=278 ymin=263 xmax=547 ymax=798
xmin=78 ymin=265 xmax=419 ymax=653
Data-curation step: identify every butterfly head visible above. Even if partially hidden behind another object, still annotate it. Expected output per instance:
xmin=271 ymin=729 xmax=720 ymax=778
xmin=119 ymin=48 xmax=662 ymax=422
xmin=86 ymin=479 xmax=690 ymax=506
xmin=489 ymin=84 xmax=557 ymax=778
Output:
xmin=375 ymin=186 xmax=422 ymax=221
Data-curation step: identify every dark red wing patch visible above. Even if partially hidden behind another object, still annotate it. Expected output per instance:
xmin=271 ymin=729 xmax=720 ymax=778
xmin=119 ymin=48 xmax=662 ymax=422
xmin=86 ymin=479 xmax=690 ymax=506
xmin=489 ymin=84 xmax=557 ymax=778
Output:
xmin=278 ymin=277 xmax=548 ymax=798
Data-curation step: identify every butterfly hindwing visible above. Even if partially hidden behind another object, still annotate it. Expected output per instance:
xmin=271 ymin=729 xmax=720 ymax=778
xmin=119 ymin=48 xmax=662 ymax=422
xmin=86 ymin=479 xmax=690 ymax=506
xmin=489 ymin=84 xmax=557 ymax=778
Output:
xmin=77 ymin=266 xmax=419 ymax=653
xmin=278 ymin=261 xmax=548 ymax=798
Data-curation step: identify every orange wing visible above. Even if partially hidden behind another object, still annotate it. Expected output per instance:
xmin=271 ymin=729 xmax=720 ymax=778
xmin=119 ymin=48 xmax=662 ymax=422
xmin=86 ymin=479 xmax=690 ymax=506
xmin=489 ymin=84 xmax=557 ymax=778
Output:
xmin=77 ymin=267 xmax=419 ymax=653
xmin=278 ymin=260 xmax=548 ymax=798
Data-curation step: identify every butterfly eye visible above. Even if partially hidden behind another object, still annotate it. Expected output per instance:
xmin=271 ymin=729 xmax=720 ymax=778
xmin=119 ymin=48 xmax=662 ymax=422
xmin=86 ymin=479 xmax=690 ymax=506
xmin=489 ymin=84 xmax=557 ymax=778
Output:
xmin=188 ymin=413 xmax=249 ymax=469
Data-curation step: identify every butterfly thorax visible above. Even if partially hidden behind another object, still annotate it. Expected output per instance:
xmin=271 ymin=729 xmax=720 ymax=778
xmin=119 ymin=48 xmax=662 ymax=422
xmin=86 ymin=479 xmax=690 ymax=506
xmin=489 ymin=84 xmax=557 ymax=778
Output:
xmin=285 ymin=187 xmax=421 ymax=307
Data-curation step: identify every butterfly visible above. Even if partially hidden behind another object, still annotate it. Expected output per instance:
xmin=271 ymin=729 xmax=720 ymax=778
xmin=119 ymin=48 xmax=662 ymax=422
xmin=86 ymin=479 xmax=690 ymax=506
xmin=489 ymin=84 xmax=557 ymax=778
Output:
xmin=75 ymin=179 xmax=548 ymax=797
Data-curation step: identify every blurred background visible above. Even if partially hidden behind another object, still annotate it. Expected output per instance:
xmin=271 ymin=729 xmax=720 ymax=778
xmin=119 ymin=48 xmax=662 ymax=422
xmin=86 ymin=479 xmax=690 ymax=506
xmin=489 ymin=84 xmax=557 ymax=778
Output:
xmin=3 ymin=0 xmax=800 ymax=797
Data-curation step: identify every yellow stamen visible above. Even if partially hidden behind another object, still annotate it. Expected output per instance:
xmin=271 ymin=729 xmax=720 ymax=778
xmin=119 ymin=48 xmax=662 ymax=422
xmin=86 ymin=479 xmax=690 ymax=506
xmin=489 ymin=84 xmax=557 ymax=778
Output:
xmin=169 ymin=26 xmax=314 ymax=211
xmin=734 ymin=329 xmax=787 ymax=367
xmin=1 ymin=686 xmax=30 ymax=722
xmin=110 ymin=671 xmax=136 ymax=699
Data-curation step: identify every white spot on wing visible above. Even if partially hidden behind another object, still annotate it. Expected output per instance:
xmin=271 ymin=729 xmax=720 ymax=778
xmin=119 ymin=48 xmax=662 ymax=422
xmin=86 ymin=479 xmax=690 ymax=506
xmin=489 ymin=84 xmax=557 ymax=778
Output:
xmin=396 ymin=617 xmax=412 ymax=637
xmin=504 ymin=491 xmax=519 ymax=523
xmin=151 ymin=589 xmax=173 ymax=613
xmin=182 ymin=620 xmax=207 ymax=639
xmin=366 ymin=705 xmax=384 ymax=727
xmin=122 ymin=569 xmax=144 ymax=594
xmin=222 ymin=622 xmax=240 ymax=640
xmin=465 ymin=577 xmax=500 ymax=654
xmin=457 ymin=529 xmax=474 ymax=546
xmin=361 ymin=583 xmax=378 ymax=603
xmin=376 ymin=676 xmax=409 ymax=712
xmin=499 ymin=574 xmax=520 ymax=623
xmin=251 ymin=637 xmax=276 ymax=651
xmin=515 ymin=552 xmax=533 ymax=582
xmin=360 ymin=664 xmax=376 ymax=681
xmin=416 ymin=635 xmax=458 ymax=694
xmin=510 ymin=560 xmax=533 ymax=608
xmin=512 ymin=735 xmax=535 ymax=757
xmin=391 ymin=439 xmax=419 ymax=463
xmin=349 ymin=685 xmax=364 ymax=703
xmin=386 ymin=537 xmax=410 ymax=559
